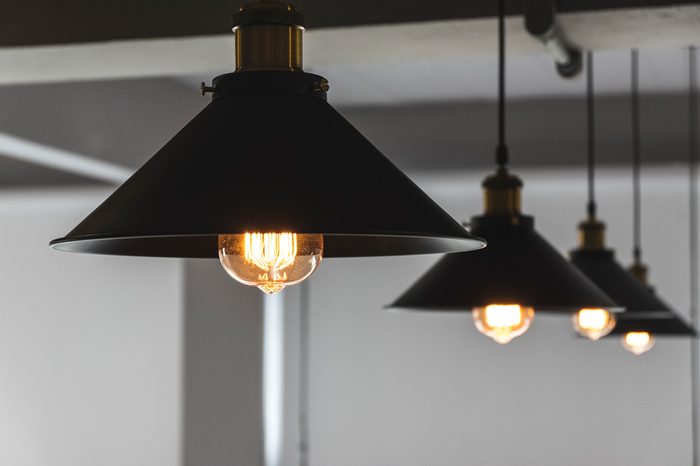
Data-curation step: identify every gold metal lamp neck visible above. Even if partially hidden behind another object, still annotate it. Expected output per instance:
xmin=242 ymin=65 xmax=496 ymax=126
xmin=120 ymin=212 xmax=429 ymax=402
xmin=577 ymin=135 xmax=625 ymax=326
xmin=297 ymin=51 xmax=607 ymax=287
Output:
xmin=577 ymin=216 xmax=606 ymax=250
xmin=628 ymin=260 xmax=649 ymax=285
xmin=233 ymin=0 xmax=304 ymax=72
xmin=482 ymin=166 xmax=523 ymax=216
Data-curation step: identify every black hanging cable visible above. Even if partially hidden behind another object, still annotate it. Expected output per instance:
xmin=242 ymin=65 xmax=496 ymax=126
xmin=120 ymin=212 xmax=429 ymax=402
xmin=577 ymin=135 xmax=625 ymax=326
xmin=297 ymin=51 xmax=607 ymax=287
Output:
xmin=689 ymin=45 xmax=699 ymax=466
xmin=631 ymin=49 xmax=642 ymax=265
xmin=495 ymin=0 xmax=509 ymax=168
xmin=586 ymin=51 xmax=597 ymax=219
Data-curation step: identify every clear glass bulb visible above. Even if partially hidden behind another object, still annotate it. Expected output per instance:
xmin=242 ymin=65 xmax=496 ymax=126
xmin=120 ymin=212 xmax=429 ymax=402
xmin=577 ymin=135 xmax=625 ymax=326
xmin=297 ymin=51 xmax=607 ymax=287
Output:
xmin=622 ymin=331 xmax=655 ymax=355
xmin=218 ymin=232 xmax=323 ymax=294
xmin=573 ymin=308 xmax=616 ymax=341
xmin=472 ymin=304 xmax=534 ymax=344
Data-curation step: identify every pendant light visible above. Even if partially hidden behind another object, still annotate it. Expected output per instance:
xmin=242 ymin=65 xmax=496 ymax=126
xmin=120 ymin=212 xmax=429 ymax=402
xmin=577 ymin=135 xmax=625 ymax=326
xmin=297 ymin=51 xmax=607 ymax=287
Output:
xmin=568 ymin=52 xmax=624 ymax=341
xmin=389 ymin=0 xmax=617 ymax=345
xmin=605 ymin=49 xmax=695 ymax=354
xmin=570 ymin=50 xmax=694 ymax=354
xmin=49 ymin=0 xmax=485 ymax=294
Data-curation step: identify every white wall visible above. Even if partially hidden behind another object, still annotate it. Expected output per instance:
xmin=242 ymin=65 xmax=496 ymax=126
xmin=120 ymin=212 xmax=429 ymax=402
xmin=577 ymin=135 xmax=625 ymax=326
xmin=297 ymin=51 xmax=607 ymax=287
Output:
xmin=182 ymin=260 xmax=263 ymax=466
xmin=0 ymin=189 xmax=183 ymax=466
xmin=301 ymin=165 xmax=695 ymax=466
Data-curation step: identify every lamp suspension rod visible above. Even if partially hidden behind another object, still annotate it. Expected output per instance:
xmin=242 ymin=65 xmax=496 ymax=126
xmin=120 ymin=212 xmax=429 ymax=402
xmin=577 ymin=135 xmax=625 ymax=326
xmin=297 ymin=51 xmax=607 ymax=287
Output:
xmin=586 ymin=51 xmax=597 ymax=219
xmin=689 ymin=44 xmax=699 ymax=466
xmin=496 ymin=0 xmax=509 ymax=168
xmin=631 ymin=49 xmax=642 ymax=264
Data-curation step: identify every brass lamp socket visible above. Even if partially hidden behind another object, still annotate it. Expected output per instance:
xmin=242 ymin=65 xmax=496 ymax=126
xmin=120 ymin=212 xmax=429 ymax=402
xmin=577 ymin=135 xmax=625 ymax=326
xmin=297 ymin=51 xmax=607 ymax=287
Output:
xmin=577 ymin=217 xmax=606 ymax=250
xmin=482 ymin=167 xmax=523 ymax=216
xmin=628 ymin=261 xmax=649 ymax=286
xmin=233 ymin=1 xmax=304 ymax=72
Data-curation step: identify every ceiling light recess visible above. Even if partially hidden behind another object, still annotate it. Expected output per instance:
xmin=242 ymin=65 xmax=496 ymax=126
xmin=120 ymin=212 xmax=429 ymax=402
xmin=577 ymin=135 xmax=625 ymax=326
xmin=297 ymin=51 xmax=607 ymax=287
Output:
xmin=49 ymin=0 xmax=485 ymax=294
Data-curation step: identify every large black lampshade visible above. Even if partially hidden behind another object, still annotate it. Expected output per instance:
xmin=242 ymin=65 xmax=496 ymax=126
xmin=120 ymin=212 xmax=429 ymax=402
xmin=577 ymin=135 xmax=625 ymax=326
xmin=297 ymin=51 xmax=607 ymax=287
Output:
xmin=49 ymin=2 xmax=484 ymax=260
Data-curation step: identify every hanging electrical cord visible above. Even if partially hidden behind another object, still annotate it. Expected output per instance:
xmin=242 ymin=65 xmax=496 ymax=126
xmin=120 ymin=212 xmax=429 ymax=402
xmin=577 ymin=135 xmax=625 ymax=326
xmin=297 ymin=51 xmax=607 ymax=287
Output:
xmin=586 ymin=51 xmax=597 ymax=219
xmin=689 ymin=45 xmax=699 ymax=466
xmin=496 ymin=0 xmax=508 ymax=168
xmin=631 ymin=49 xmax=642 ymax=266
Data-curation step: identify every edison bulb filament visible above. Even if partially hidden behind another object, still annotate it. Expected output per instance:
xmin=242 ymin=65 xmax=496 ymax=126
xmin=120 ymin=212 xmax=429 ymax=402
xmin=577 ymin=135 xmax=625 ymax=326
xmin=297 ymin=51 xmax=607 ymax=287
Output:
xmin=622 ymin=331 xmax=655 ymax=355
xmin=472 ymin=304 xmax=534 ymax=344
xmin=218 ymin=232 xmax=323 ymax=294
xmin=573 ymin=308 xmax=616 ymax=341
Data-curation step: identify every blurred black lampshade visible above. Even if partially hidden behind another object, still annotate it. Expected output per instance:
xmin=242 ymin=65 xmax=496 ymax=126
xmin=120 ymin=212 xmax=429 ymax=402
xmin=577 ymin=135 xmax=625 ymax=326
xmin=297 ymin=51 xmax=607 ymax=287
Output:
xmin=571 ymin=238 xmax=695 ymax=337
xmin=391 ymin=213 xmax=617 ymax=312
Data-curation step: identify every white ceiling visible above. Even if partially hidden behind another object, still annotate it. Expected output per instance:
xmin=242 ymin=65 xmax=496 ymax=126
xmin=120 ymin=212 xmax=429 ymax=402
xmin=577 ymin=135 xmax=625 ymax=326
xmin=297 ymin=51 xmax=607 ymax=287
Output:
xmin=277 ymin=47 xmax=695 ymax=107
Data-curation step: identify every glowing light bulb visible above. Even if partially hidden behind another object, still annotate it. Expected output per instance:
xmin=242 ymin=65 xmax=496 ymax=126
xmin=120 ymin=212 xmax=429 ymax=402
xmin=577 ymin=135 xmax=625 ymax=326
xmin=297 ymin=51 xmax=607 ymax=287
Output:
xmin=573 ymin=308 xmax=616 ymax=340
xmin=472 ymin=304 xmax=534 ymax=344
xmin=218 ymin=232 xmax=323 ymax=294
xmin=622 ymin=331 xmax=655 ymax=355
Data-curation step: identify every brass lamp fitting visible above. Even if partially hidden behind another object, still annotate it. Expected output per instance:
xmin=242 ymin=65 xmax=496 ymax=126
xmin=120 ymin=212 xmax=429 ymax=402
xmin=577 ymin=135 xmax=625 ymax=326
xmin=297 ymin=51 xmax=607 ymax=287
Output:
xmin=482 ymin=167 xmax=523 ymax=216
xmin=628 ymin=261 xmax=649 ymax=286
xmin=233 ymin=0 xmax=304 ymax=72
xmin=577 ymin=217 xmax=606 ymax=250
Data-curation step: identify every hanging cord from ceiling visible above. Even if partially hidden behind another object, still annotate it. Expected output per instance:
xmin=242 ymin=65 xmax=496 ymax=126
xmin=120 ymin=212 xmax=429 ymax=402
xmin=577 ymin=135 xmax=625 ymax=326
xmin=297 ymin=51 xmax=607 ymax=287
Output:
xmin=586 ymin=51 xmax=597 ymax=219
xmin=496 ymin=0 xmax=509 ymax=168
xmin=631 ymin=49 xmax=642 ymax=265
xmin=689 ymin=44 xmax=699 ymax=466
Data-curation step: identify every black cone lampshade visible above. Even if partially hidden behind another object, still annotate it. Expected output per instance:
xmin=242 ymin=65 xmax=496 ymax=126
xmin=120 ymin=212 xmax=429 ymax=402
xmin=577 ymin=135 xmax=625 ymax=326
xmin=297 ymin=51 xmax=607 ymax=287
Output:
xmin=50 ymin=1 xmax=485 ymax=293
xmin=610 ymin=311 xmax=695 ymax=337
xmin=570 ymin=238 xmax=692 ymax=337
xmin=49 ymin=74 xmax=482 ymax=258
xmin=391 ymin=170 xmax=618 ymax=313
xmin=571 ymin=245 xmax=674 ymax=316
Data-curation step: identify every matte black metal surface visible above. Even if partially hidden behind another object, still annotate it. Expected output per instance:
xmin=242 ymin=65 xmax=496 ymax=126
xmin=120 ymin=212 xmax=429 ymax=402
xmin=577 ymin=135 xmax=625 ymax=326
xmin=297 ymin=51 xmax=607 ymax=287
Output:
xmin=211 ymin=71 xmax=327 ymax=100
xmin=610 ymin=313 xmax=696 ymax=336
xmin=570 ymin=248 xmax=673 ymax=312
xmin=570 ymin=247 xmax=696 ymax=336
xmin=50 ymin=71 xmax=484 ymax=258
xmin=389 ymin=214 xmax=618 ymax=313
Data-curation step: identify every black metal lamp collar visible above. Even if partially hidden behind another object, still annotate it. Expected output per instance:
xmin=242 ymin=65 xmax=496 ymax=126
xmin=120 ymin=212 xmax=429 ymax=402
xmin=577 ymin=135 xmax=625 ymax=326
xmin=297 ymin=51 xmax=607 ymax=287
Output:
xmin=49 ymin=0 xmax=486 ymax=294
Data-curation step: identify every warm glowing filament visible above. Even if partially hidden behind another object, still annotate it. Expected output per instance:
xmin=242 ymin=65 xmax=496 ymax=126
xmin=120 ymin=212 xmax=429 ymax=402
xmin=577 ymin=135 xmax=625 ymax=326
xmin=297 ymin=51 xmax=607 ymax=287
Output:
xmin=486 ymin=305 xmax=523 ymax=327
xmin=218 ymin=233 xmax=323 ymax=294
xmin=573 ymin=308 xmax=616 ymax=341
xmin=622 ymin=331 xmax=655 ymax=355
xmin=244 ymin=232 xmax=298 ymax=272
xmin=472 ymin=304 xmax=534 ymax=345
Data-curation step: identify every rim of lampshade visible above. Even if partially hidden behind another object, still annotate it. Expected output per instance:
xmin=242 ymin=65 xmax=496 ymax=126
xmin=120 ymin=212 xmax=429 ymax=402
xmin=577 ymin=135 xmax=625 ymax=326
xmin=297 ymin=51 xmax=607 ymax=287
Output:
xmin=50 ymin=232 xmax=485 ymax=259
xmin=608 ymin=311 xmax=697 ymax=336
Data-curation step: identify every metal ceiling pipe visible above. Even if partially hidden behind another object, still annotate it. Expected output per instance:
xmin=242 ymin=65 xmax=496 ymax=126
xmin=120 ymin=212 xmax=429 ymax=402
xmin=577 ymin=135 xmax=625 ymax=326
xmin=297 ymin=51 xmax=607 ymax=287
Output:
xmin=525 ymin=0 xmax=582 ymax=78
